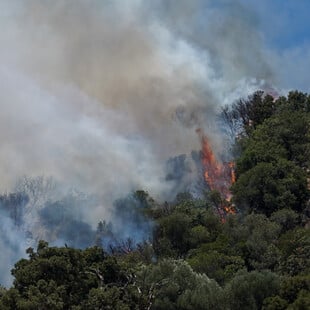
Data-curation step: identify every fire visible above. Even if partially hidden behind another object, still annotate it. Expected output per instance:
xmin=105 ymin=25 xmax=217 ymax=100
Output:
xmin=228 ymin=161 xmax=236 ymax=184
xmin=196 ymin=129 xmax=236 ymax=218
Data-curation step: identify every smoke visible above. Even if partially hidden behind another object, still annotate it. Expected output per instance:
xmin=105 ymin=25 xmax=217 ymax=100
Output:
xmin=0 ymin=219 xmax=27 ymax=287
xmin=0 ymin=0 xmax=280 ymax=286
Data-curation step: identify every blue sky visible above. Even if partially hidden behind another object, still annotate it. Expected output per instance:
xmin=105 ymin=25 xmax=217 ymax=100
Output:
xmin=239 ymin=0 xmax=310 ymax=92
xmin=242 ymin=0 xmax=310 ymax=50
xmin=156 ymin=0 xmax=310 ymax=92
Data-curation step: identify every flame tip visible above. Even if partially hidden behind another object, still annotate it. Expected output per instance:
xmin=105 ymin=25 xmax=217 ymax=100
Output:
xmin=198 ymin=130 xmax=236 ymax=219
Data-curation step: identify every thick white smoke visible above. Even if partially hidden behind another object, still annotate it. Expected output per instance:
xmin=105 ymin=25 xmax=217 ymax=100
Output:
xmin=0 ymin=0 xmax=280 ymax=286
xmin=0 ymin=0 xmax=274 ymax=193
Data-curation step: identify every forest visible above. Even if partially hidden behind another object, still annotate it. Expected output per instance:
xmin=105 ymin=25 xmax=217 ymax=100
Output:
xmin=0 ymin=91 xmax=309 ymax=309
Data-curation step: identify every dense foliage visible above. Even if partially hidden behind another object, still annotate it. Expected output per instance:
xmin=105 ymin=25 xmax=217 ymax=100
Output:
xmin=0 ymin=91 xmax=309 ymax=309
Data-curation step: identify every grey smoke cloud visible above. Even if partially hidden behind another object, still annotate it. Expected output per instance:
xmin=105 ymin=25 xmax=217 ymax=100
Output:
xmin=0 ymin=0 xmax=280 ymax=286
xmin=0 ymin=0 xmax=273 ymax=189
xmin=0 ymin=215 xmax=27 ymax=287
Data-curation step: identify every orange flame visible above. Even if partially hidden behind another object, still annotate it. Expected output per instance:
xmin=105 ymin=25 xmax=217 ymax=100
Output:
xmin=196 ymin=129 xmax=236 ymax=218
xmin=228 ymin=161 xmax=236 ymax=184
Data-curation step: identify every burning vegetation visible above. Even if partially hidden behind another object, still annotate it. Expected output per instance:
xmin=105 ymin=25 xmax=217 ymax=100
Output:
xmin=196 ymin=128 xmax=236 ymax=218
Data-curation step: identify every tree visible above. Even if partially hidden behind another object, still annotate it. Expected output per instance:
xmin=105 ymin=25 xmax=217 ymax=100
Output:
xmin=232 ymin=160 xmax=308 ymax=216
xmin=136 ymin=259 xmax=226 ymax=310
xmin=270 ymin=208 xmax=299 ymax=233
xmin=0 ymin=241 xmax=159 ymax=309
xmin=153 ymin=202 xmax=222 ymax=258
xmin=231 ymin=91 xmax=310 ymax=217
xmin=262 ymin=296 xmax=288 ymax=310
xmin=278 ymin=228 xmax=310 ymax=276
xmin=221 ymin=91 xmax=276 ymax=137
xmin=225 ymin=270 xmax=280 ymax=310
xmin=187 ymin=250 xmax=245 ymax=285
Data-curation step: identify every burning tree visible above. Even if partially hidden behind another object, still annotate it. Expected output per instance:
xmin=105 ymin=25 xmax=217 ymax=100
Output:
xmin=196 ymin=129 xmax=236 ymax=219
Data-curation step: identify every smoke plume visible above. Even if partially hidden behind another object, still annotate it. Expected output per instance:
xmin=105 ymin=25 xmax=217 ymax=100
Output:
xmin=0 ymin=0 xmax=277 ymax=286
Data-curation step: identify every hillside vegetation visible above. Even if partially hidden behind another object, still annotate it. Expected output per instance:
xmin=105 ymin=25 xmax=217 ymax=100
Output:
xmin=0 ymin=91 xmax=309 ymax=309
